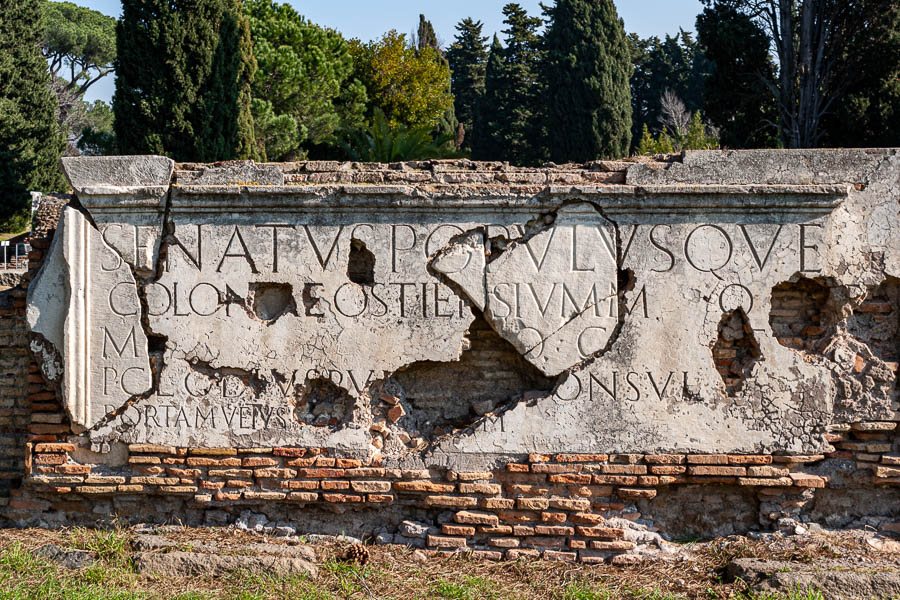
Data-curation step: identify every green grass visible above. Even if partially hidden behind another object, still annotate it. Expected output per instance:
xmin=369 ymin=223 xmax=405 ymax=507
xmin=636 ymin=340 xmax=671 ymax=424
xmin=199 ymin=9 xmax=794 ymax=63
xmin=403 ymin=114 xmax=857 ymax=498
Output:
xmin=0 ymin=537 xmax=837 ymax=600
xmin=562 ymin=579 xmax=612 ymax=600
xmin=431 ymin=576 xmax=500 ymax=599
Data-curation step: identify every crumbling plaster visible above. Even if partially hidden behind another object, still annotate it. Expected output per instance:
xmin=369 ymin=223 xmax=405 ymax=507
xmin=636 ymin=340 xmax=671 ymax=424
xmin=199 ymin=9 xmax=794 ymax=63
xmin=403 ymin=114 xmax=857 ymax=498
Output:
xmin=25 ymin=151 xmax=900 ymax=469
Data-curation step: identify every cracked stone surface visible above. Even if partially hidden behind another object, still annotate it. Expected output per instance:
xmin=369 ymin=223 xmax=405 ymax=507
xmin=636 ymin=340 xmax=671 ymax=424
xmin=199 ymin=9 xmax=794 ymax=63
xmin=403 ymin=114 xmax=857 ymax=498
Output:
xmin=24 ymin=152 xmax=900 ymax=463
xmin=435 ymin=204 xmax=618 ymax=376
xmin=26 ymin=206 xmax=152 ymax=429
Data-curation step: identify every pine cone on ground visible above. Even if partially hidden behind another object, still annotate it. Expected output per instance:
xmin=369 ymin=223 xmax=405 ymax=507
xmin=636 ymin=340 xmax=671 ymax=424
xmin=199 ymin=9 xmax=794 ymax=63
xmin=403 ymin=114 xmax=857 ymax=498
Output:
xmin=343 ymin=543 xmax=369 ymax=565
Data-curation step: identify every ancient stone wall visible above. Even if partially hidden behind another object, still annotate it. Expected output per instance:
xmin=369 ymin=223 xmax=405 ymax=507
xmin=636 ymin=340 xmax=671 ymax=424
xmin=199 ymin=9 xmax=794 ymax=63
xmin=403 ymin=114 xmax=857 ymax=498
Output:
xmin=1 ymin=151 xmax=898 ymax=563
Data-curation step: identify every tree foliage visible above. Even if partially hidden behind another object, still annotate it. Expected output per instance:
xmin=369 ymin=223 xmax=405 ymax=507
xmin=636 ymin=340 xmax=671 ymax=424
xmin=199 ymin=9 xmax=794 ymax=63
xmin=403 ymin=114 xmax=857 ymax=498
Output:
xmin=340 ymin=108 xmax=455 ymax=162
xmin=472 ymin=4 xmax=544 ymax=164
xmin=75 ymin=99 xmax=116 ymax=156
xmin=820 ymin=0 xmax=900 ymax=147
xmin=42 ymin=0 xmax=116 ymax=138
xmin=415 ymin=14 xmax=459 ymax=149
xmin=0 ymin=0 xmax=66 ymax=231
xmin=114 ymin=0 xmax=258 ymax=162
xmin=348 ymin=30 xmax=453 ymax=132
xmin=629 ymin=31 xmax=710 ymax=151
xmin=244 ymin=0 xmax=363 ymax=161
xmin=701 ymin=0 xmax=900 ymax=148
xmin=542 ymin=0 xmax=633 ymax=161
xmin=447 ymin=18 xmax=489 ymax=152
xmin=696 ymin=3 xmax=778 ymax=148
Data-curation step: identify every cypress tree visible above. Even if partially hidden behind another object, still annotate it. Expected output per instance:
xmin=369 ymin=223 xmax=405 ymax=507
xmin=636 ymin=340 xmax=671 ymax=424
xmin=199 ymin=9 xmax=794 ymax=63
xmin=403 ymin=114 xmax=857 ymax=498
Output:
xmin=0 ymin=0 xmax=66 ymax=231
xmin=542 ymin=0 xmax=633 ymax=161
xmin=472 ymin=35 xmax=506 ymax=160
xmin=416 ymin=14 xmax=459 ymax=149
xmin=113 ymin=0 xmax=258 ymax=162
xmin=447 ymin=18 xmax=489 ymax=152
xmin=472 ymin=4 xmax=543 ymax=164
xmin=416 ymin=15 xmax=441 ymax=59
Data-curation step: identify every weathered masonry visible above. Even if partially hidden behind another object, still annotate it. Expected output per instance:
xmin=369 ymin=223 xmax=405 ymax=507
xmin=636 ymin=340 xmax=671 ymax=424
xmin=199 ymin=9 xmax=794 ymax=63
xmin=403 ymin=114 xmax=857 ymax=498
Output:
xmin=1 ymin=150 xmax=898 ymax=563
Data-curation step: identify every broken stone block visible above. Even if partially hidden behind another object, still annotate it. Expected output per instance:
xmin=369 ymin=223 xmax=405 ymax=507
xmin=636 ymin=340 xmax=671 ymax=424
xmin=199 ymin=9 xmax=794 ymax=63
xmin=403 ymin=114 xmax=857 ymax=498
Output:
xmin=27 ymin=206 xmax=151 ymax=429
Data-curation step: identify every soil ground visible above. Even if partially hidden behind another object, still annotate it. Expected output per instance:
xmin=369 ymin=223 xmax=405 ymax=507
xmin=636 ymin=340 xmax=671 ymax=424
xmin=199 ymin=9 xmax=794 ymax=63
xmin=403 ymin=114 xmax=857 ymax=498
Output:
xmin=0 ymin=526 xmax=897 ymax=599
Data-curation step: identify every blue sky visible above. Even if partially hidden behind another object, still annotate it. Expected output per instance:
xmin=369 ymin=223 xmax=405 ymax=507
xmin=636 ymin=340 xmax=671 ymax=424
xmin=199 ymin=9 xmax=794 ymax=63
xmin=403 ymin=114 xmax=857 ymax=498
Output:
xmin=80 ymin=0 xmax=703 ymax=103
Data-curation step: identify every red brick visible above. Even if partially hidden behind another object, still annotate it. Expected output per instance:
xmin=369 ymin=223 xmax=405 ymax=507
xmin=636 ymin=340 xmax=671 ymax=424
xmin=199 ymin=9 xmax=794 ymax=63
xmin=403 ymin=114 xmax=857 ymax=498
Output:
xmin=454 ymin=511 xmax=499 ymax=526
xmin=296 ymin=468 xmax=345 ymax=478
xmin=285 ymin=457 xmax=316 ymax=467
xmin=456 ymin=471 xmax=493 ymax=481
xmin=459 ymin=483 xmax=501 ymax=495
xmin=528 ymin=454 xmax=551 ymax=463
xmin=479 ymin=525 xmax=513 ymax=535
xmin=336 ymin=458 xmax=362 ymax=468
xmin=242 ymin=457 xmax=278 ymax=467
xmin=517 ymin=497 xmax=549 ymax=510
xmin=54 ymin=465 xmax=90 ymax=475
xmin=535 ymin=525 xmax=573 ymax=536
xmin=425 ymin=495 xmax=477 ymax=508
xmin=273 ymin=447 xmax=307 ymax=457
xmin=190 ymin=448 xmax=237 ymax=456
xmin=531 ymin=463 xmax=581 ymax=474
xmin=350 ymin=480 xmax=391 ymax=493
xmin=542 ymin=550 xmax=576 ymax=562
xmin=548 ymin=473 xmax=591 ymax=484
xmin=442 ymin=524 xmax=475 ymax=536
xmin=570 ymin=512 xmax=604 ymax=525
xmin=321 ymin=480 xmax=349 ymax=490
xmin=590 ymin=541 xmax=637 ymax=551
xmin=488 ymin=537 xmax=519 ymax=548
xmin=506 ymin=463 xmax=529 ymax=472
xmin=554 ymin=454 xmax=608 ymax=463
xmin=541 ymin=512 xmax=567 ymax=523
xmin=498 ymin=511 xmax=539 ymax=524
xmin=644 ymin=454 xmax=685 ymax=464
xmin=288 ymin=480 xmax=319 ymax=490
xmin=288 ymin=492 xmax=318 ymax=502
xmin=617 ymin=488 xmax=657 ymax=500
xmin=688 ymin=466 xmax=746 ymax=476
xmin=548 ymin=497 xmax=591 ymax=511
xmin=481 ymin=498 xmax=515 ymax=510
xmin=598 ymin=464 xmax=647 ymax=475
xmin=33 ymin=453 xmax=66 ymax=465
xmin=728 ymin=455 xmax=773 ymax=465
xmin=686 ymin=454 xmax=729 ymax=465
xmin=322 ymin=493 xmax=363 ymax=503
xmin=650 ymin=465 xmax=686 ymax=475
xmin=186 ymin=457 xmax=241 ymax=467
xmin=575 ymin=526 xmax=624 ymax=538
xmin=215 ymin=491 xmax=242 ymax=501
xmin=592 ymin=475 xmax=638 ymax=485
xmin=513 ymin=525 xmax=535 ymax=536
xmin=367 ymin=494 xmax=393 ymax=503
xmin=346 ymin=467 xmax=388 ymax=478
xmin=33 ymin=443 xmax=74 ymax=453
xmin=427 ymin=535 xmax=467 ymax=549
xmin=394 ymin=480 xmax=455 ymax=493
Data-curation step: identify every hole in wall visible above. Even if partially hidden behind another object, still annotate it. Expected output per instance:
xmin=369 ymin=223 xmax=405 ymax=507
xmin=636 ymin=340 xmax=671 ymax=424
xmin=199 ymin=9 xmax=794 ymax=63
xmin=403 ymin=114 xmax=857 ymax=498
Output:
xmin=147 ymin=333 xmax=168 ymax=354
xmin=712 ymin=308 xmax=762 ymax=396
xmin=770 ymin=277 xmax=830 ymax=352
xmin=347 ymin=239 xmax=375 ymax=286
xmin=847 ymin=276 xmax=899 ymax=385
xmin=250 ymin=282 xmax=296 ymax=322
xmin=294 ymin=378 xmax=354 ymax=428
xmin=386 ymin=310 xmax=558 ymax=439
